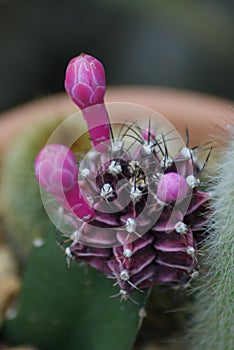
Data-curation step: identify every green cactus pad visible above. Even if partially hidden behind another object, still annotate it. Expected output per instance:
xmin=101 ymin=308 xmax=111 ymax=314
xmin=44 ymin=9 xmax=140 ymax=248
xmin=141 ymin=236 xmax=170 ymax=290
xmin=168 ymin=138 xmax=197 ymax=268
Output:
xmin=0 ymin=119 xmax=62 ymax=262
xmin=2 ymin=233 xmax=148 ymax=350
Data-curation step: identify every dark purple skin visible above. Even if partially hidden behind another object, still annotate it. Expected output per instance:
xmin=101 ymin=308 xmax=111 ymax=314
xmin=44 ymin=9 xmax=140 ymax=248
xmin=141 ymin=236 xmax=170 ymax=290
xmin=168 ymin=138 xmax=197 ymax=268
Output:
xmin=66 ymin=143 xmax=209 ymax=300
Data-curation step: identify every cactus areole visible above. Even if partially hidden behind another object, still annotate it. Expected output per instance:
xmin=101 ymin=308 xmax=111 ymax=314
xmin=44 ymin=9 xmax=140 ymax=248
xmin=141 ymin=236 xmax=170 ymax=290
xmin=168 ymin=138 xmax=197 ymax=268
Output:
xmin=35 ymin=53 xmax=210 ymax=300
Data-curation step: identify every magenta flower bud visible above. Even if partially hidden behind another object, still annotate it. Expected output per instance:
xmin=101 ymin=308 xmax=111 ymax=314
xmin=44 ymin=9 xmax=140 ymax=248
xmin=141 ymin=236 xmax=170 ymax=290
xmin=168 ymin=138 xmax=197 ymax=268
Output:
xmin=64 ymin=53 xmax=106 ymax=109
xmin=64 ymin=53 xmax=110 ymax=150
xmin=34 ymin=144 xmax=94 ymax=221
xmin=157 ymin=172 xmax=188 ymax=203
xmin=34 ymin=144 xmax=78 ymax=195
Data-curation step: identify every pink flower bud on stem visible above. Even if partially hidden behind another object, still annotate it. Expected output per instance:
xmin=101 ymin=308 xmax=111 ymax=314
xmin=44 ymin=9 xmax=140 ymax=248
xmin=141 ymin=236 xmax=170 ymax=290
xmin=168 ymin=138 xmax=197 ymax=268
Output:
xmin=64 ymin=53 xmax=111 ymax=151
xmin=82 ymin=104 xmax=111 ymax=151
xmin=34 ymin=144 xmax=94 ymax=221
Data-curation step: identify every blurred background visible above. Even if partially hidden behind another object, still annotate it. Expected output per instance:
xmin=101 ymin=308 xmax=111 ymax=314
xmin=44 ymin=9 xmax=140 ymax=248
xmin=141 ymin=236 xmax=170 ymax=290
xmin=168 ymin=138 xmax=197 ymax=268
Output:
xmin=0 ymin=0 xmax=233 ymax=113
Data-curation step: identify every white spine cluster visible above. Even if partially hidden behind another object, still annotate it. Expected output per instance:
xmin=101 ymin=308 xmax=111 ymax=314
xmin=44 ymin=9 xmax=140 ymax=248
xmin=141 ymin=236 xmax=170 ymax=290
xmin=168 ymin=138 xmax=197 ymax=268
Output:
xmin=100 ymin=183 xmax=114 ymax=200
xmin=123 ymin=248 xmax=132 ymax=258
xmin=160 ymin=156 xmax=173 ymax=169
xmin=125 ymin=218 xmax=136 ymax=233
xmin=143 ymin=141 xmax=154 ymax=155
xmin=108 ymin=161 xmax=122 ymax=175
xmin=111 ymin=140 xmax=123 ymax=153
xmin=175 ymin=221 xmax=188 ymax=234
xmin=186 ymin=175 xmax=200 ymax=188
xmin=130 ymin=186 xmax=142 ymax=201
xmin=120 ymin=269 xmax=130 ymax=281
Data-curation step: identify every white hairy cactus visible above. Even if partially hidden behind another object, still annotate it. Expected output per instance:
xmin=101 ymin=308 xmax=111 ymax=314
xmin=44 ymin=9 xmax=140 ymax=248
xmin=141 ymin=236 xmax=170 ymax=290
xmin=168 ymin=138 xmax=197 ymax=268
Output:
xmin=188 ymin=126 xmax=234 ymax=350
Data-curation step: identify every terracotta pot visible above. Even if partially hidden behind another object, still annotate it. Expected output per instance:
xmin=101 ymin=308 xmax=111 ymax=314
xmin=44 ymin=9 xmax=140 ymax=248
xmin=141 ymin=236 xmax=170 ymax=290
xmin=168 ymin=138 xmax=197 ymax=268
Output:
xmin=0 ymin=87 xmax=232 ymax=154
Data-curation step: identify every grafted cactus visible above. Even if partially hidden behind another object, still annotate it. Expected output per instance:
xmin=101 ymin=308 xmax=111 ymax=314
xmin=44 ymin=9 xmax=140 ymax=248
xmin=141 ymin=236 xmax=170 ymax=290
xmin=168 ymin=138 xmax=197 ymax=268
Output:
xmin=1 ymin=53 xmax=211 ymax=350
xmin=34 ymin=53 xmax=209 ymax=299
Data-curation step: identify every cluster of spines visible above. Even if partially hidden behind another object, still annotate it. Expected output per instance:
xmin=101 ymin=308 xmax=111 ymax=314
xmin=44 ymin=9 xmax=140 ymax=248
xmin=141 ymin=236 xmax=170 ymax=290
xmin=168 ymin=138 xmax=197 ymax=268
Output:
xmin=61 ymin=130 xmax=209 ymax=300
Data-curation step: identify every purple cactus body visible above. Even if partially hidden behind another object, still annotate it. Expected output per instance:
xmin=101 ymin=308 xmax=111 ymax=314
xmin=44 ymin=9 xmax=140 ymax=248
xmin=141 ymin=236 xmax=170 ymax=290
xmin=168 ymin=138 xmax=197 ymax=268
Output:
xmin=35 ymin=53 xmax=210 ymax=300
xmin=64 ymin=147 xmax=208 ymax=298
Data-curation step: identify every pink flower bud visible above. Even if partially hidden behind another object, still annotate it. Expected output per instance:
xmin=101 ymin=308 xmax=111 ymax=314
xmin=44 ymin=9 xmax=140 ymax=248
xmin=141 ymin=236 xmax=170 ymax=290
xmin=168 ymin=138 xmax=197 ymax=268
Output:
xmin=34 ymin=144 xmax=78 ymax=195
xmin=157 ymin=172 xmax=188 ymax=203
xmin=34 ymin=144 xmax=94 ymax=221
xmin=64 ymin=53 xmax=110 ymax=150
xmin=64 ymin=53 xmax=106 ymax=109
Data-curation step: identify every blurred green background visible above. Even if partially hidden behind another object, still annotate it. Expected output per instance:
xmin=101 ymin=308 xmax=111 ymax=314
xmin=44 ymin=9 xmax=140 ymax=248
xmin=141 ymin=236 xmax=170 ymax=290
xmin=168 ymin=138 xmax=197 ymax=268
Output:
xmin=0 ymin=0 xmax=233 ymax=113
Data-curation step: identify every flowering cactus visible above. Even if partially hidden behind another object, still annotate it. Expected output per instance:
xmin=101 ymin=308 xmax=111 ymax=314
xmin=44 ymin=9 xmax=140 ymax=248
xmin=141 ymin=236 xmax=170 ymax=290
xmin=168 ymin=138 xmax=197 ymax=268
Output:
xmin=65 ymin=53 xmax=110 ymax=149
xmin=34 ymin=53 xmax=210 ymax=300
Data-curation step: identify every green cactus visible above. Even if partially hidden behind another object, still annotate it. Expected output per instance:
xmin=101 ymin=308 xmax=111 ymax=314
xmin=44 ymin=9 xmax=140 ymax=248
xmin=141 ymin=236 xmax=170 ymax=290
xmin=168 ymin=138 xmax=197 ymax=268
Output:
xmin=0 ymin=118 xmax=149 ymax=350
xmin=2 ymin=234 xmax=148 ymax=350
xmin=0 ymin=119 xmax=62 ymax=263
xmin=187 ymin=129 xmax=234 ymax=350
